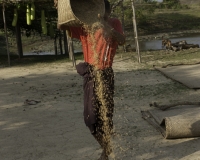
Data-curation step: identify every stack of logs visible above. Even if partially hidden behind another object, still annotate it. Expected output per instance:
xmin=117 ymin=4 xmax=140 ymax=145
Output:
xmin=162 ymin=38 xmax=199 ymax=52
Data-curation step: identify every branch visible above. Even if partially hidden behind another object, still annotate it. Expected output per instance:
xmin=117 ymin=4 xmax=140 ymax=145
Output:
xmin=111 ymin=0 xmax=124 ymax=11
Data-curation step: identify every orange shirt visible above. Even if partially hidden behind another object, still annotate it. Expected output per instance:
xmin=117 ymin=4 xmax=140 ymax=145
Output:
xmin=70 ymin=18 xmax=124 ymax=69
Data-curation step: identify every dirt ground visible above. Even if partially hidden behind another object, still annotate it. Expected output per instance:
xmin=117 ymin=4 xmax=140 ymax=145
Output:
xmin=1 ymin=52 xmax=200 ymax=160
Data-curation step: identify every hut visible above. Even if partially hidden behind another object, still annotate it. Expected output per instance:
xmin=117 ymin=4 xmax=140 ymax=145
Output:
xmin=0 ymin=0 xmax=69 ymax=65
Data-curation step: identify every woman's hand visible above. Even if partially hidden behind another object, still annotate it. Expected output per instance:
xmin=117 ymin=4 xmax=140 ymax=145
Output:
xmin=110 ymin=28 xmax=125 ymax=45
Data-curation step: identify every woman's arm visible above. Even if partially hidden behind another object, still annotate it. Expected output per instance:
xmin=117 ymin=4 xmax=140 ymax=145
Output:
xmin=57 ymin=24 xmax=69 ymax=31
xmin=58 ymin=23 xmax=82 ymax=40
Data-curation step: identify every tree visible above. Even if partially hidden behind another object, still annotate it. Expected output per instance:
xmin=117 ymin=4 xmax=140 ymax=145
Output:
xmin=109 ymin=0 xmax=157 ymax=28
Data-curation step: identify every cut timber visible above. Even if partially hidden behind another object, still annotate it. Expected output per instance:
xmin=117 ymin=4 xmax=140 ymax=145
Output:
xmin=149 ymin=101 xmax=200 ymax=111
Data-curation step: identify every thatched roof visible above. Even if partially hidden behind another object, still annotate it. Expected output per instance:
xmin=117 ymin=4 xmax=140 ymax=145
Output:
xmin=1 ymin=0 xmax=52 ymax=1
xmin=0 ymin=0 xmax=53 ymax=4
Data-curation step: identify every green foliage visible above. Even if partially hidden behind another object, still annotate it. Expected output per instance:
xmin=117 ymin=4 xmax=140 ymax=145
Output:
xmin=109 ymin=0 xmax=157 ymax=27
xmin=135 ymin=1 xmax=157 ymax=25
xmin=160 ymin=0 xmax=187 ymax=9
xmin=108 ymin=0 xmax=190 ymax=28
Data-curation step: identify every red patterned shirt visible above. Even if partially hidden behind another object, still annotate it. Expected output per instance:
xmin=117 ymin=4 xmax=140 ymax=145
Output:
xmin=69 ymin=18 xmax=124 ymax=69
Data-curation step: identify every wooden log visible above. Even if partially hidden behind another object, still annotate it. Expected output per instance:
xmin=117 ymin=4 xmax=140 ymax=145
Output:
xmin=149 ymin=101 xmax=200 ymax=111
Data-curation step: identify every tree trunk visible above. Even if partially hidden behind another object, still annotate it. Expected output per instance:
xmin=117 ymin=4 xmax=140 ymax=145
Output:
xmin=2 ymin=3 xmax=10 ymax=66
xmin=131 ymin=1 xmax=141 ymax=63
xmin=120 ymin=0 xmax=126 ymax=53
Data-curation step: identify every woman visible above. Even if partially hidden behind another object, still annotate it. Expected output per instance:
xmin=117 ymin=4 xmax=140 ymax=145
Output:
xmin=59 ymin=0 xmax=125 ymax=159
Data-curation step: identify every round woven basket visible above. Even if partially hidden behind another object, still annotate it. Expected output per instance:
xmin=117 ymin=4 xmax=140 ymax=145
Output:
xmin=57 ymin=0 xmax=105 ymax=27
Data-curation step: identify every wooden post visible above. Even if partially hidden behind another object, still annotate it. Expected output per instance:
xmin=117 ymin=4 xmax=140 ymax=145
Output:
xmin=58 ymin=30 xmax=63 ymax=55
xmin=54 ymin=31 xmax=58 ymax=55
xmin=67 ymin=34 xmax=76 ymax=67
xmin=120 ymin=1 xmax=125 ymax=32
xmin=71 ymin=40 xmax=76 ymax=67
xmin=131 ymin=1 xmax=141 ymax=63
xmin=120 ymin=0 xmax=127 ymax=53
xmin=63 ymin=30 xmax=69 ymax=57
xmin=15 ymin=22 xmax=23 ymax=58
xmin=2 ymin=3 xmax=10 ymax=66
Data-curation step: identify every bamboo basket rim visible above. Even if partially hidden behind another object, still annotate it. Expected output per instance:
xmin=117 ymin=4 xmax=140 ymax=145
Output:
xmin=57 ymin=0 xmax=105 ymax=26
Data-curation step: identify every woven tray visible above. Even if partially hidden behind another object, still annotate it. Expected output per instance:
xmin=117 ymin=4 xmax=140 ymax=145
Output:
xmin=57 ymin=0 xmax=105 ymax=27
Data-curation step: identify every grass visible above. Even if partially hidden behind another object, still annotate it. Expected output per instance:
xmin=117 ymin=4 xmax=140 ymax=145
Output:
xmin=136 ymin=7 xmax=200 ymax=35
xmin=114 ymin=47 xmax=200 ymax=70
xmin=1 ymin=45 xmax=200 ymax=69
xmin=141 ymin=48 xmax=200 ymax=63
